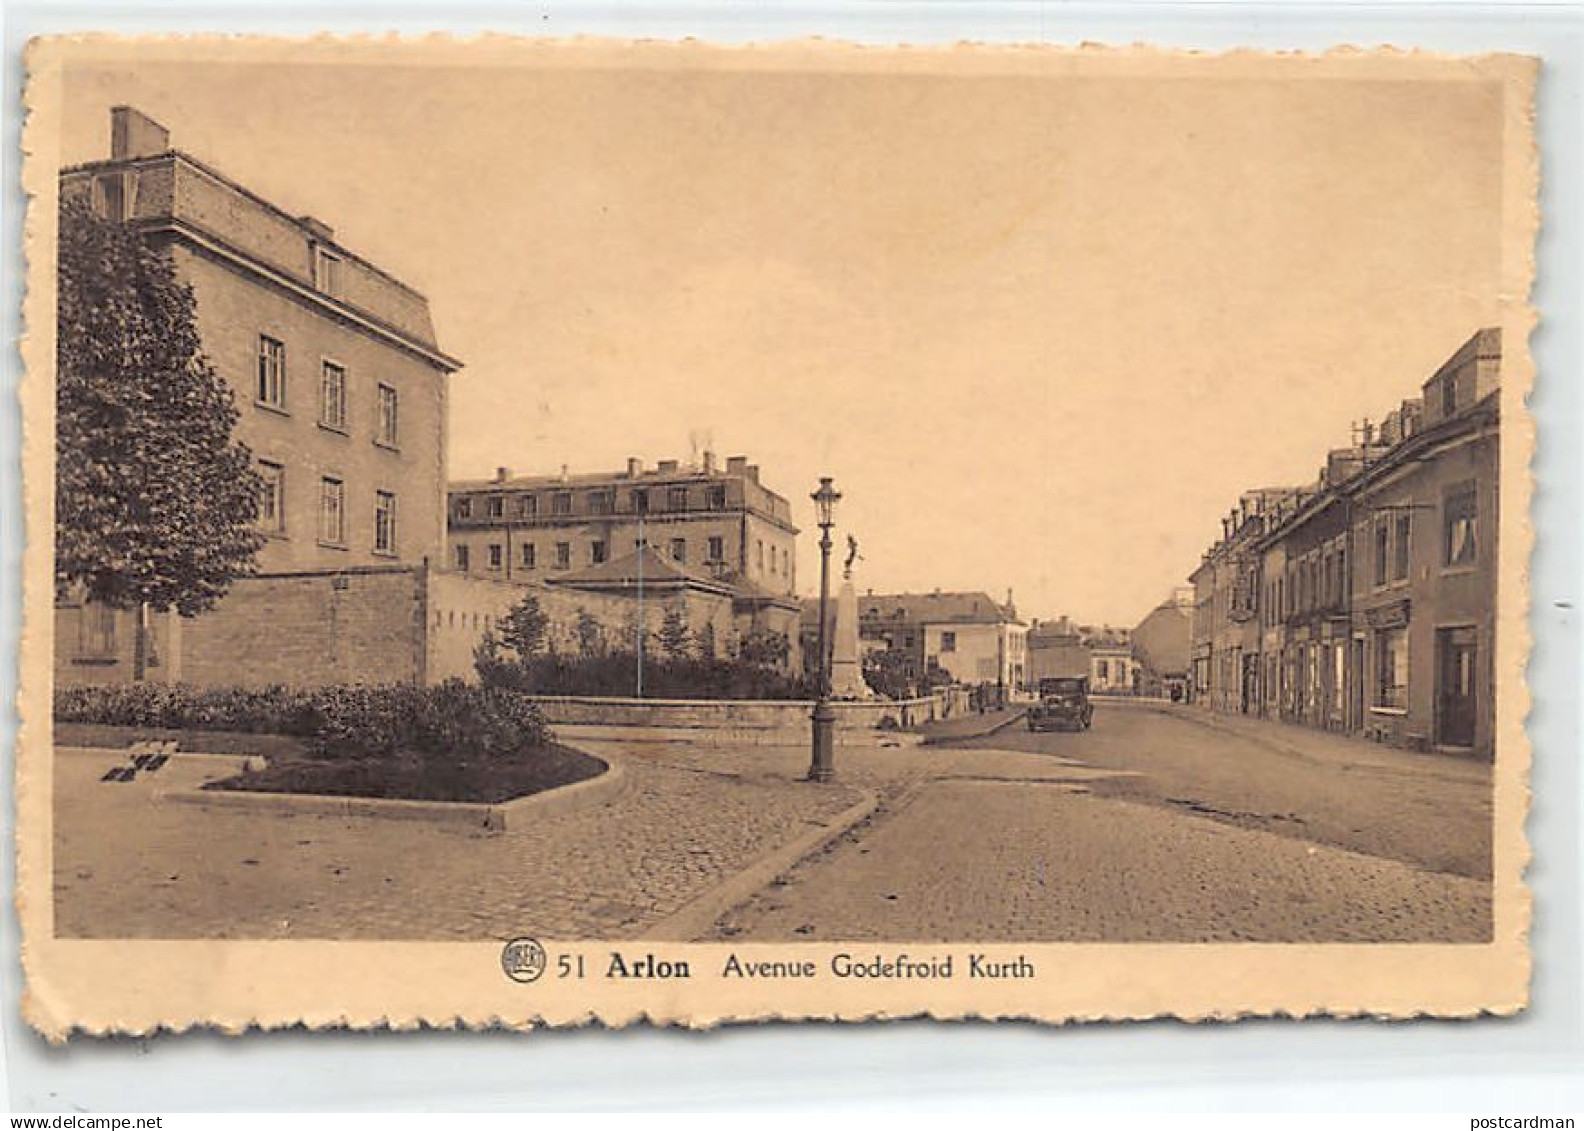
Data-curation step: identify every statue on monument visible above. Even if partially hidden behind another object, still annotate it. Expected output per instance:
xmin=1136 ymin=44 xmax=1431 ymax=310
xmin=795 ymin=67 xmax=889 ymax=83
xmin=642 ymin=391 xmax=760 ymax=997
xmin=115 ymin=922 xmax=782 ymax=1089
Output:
xmin=830 ymin=533 xmax=875 ymax=699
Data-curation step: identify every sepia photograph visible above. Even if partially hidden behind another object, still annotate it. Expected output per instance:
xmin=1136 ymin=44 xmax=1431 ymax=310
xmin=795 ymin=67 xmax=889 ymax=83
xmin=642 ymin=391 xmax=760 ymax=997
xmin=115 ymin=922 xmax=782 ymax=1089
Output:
xmin=17 ymin=36 xmax=1535 ymax=1035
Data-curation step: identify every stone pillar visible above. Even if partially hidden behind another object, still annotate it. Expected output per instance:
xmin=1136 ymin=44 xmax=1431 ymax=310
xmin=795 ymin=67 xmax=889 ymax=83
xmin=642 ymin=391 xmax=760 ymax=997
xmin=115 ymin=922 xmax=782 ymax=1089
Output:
xmin=829 ymin=577 xmax=874 ymax=699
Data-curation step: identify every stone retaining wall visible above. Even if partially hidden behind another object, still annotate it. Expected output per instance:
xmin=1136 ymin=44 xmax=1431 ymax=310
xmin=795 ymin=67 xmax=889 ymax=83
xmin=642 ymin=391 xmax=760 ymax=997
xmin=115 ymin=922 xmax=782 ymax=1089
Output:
xmin=530 ymin=694 xmax=944 ymax=734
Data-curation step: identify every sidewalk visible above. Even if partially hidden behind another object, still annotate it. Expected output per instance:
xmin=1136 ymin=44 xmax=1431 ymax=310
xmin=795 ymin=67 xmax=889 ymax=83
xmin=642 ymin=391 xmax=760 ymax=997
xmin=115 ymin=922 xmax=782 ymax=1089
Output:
xmin=918 ymin=705 xmax=1027 ymax=744
xmin=1115 ymin=697 xmax=1491 ymax=786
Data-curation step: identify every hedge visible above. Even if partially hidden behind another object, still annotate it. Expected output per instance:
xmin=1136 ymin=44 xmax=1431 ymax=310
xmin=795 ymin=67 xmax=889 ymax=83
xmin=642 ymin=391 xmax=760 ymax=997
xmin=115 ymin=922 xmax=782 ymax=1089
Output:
xmin=53 ymin=680 xmax=550 ymax=763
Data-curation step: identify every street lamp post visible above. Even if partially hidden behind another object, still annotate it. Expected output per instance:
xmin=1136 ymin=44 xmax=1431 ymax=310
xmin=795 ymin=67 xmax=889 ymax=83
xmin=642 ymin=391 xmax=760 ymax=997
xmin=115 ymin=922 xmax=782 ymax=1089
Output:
xmin=808 ymin=476 xmax=841 ymax=783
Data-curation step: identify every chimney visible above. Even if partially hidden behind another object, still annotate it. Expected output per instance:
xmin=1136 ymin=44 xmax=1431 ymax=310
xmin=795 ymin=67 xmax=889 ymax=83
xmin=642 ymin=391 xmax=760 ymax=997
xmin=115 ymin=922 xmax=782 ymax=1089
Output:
xmin=493 ymin=466 xmax=512 ymax=483
xmin=110 ymin=106 xmax=170 ymax=161
xmin=299 ymin=216 xmax=336 ymax=242
xmin=702 ymin=450 xmax=717 ymax=475
xmin=745 ymin=464 xmax=760 ymax=483
xmin=657 ymin=459 xmax=679 ymax=474
xmin=626 ymin=457 xmax=642 ymax=478
xmin=559 ymin=464 xmax=569 ymax=483
xmin=726 ymin=456 xmax=748 ymax=475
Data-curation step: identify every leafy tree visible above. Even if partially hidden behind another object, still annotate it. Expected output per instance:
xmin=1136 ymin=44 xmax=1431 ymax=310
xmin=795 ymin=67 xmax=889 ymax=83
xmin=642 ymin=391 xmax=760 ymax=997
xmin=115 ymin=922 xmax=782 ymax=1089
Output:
xmin=499 ymin=591 xmax=550 ymax=660
xmin=737 ymin=628 xmax=790 ymax=669
xmin=696 ymin=621 xmax=718 ymax=661
xmin=862 ymin=647 xmax=916 ymax=700
xmin=658 ymin=605 xmax=692 ymax=660
xmin=574 ymin=609 xmax=606 ymax=658
xmin=56 ymin=195 xmax=263 ymax=679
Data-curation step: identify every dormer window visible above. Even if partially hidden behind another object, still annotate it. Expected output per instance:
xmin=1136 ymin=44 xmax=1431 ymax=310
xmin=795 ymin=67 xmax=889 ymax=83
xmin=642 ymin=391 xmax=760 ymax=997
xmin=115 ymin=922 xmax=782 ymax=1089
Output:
xmin=313 ymin=245 xmax=342 ymax=296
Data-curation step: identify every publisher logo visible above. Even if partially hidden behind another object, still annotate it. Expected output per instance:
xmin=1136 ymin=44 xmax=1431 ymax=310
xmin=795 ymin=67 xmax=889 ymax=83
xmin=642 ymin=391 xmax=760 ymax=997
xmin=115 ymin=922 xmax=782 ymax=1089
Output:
xmin=501 ymin=937 xmax=547 ymax=983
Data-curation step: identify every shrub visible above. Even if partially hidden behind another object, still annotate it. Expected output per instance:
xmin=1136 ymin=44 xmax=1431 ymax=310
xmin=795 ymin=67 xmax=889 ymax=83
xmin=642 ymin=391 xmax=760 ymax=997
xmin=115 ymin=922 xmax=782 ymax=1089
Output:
xmin=52 ymin=680 xmax=549 ymax=763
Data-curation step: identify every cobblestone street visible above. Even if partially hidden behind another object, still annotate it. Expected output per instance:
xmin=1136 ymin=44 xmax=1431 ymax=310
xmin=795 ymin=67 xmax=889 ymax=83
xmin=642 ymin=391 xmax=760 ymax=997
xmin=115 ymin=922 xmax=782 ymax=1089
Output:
xmin=55 ymin=701 xmax=1493 ymax=942
xmin=710 ymin=701 xmax=1493 ymax=943
xmin=54 ymin=743 xmax=864 ymax=940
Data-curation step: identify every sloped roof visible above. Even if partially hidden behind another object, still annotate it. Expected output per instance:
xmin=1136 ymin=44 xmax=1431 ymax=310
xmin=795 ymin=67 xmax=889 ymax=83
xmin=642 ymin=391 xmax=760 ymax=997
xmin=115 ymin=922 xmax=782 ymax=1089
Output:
xmin=803 ymin=590 xmax=1019 ymax=626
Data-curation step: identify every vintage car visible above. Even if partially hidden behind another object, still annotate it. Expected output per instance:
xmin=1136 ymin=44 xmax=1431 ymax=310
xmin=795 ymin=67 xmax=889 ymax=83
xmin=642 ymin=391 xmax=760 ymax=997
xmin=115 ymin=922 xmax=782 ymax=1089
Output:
xmin=1027 ymin=676 xmax=1094 ymax=732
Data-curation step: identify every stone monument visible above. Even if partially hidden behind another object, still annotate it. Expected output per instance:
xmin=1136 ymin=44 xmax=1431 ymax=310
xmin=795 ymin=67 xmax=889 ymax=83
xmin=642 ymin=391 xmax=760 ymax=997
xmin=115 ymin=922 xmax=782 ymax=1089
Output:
xmin=829 ymin=535 xmax=875 ymax=699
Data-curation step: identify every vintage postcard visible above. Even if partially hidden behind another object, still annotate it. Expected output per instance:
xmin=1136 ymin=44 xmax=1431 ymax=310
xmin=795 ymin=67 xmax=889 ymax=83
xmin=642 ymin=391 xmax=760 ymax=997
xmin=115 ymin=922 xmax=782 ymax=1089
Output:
xmin=17 ymin=36 xmax=1536 ymax=1038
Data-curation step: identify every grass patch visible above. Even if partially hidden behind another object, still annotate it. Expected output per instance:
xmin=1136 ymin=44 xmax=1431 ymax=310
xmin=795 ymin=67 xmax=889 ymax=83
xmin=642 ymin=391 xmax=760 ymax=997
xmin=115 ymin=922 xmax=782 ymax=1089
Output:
xmin=203 ymin=742 xmax=605 ymax=805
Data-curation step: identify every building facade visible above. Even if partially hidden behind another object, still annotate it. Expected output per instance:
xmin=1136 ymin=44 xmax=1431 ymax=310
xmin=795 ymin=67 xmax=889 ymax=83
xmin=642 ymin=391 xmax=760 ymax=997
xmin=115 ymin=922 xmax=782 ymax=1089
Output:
xmin=1186 ymin=328 xmax=1500 ymax=759
xmin=1188 ymin=488 xmax=1298 ymax=713
xmin=55 ymin=107 xmax=460 ymax=686
xmin=1026 ymin=617 xmax=1089 ymax=687
xmin=822 ymin=590 xmax=1027 ymax=692
xmin=448 ymin=454 xmax=797 ymax=597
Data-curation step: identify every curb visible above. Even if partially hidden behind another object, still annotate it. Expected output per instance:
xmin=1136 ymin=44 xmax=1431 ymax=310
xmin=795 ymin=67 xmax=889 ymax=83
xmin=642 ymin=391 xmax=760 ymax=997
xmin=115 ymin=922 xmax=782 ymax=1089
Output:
xmin=920 ymin=708 xmax=1029 ymax=745
xmin=155 ymin=753 xmax=628 ymax=833
xmin=551 ymin=722 xmax=927 ymax=749
xmin=639 ymin=786 xmax=880 ymax=942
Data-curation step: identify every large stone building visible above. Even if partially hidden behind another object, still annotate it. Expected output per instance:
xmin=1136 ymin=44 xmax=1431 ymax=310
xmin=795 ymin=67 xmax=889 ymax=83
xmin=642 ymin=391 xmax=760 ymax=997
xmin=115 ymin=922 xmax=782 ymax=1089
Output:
xmin=448 ymin=454 xmax=805 ymax=661
xmin=1188 ymin=328 xmax=1501 ymax=758
xmin=55 ymin=107 xmax=461 ymax=687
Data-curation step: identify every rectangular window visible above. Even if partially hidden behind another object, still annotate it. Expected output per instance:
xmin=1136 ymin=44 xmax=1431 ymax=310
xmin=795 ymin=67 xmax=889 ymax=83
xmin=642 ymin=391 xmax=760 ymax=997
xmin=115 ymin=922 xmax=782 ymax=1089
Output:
xmin=589 ymin=491 xmax=613 ymax=516
xmin=552 ymin=493 xmax=571 ymax=516
xmin=707 ymin=485 xmax=728 ymax=510
xmin=941 ymin=631 xmax=957 ymax=653
xmin=1374 ymin=519 xmax=1390 ymax=586
xmin=1445 ymin=485 xmax=1478 ymax=567
xmin=376 ymin=383 xmax=399 ymax=446
xmin=257 ymin=461 xmax=285 ymax=533
xmin=1442 ymin=375 xmax=1458 ymax=418
xmin=92 ymin=172 xmax=138 ymax=222
xmin=487 ymin=496 xmax=504 ymax=519
xmin=521 ymin=543 xmax=536 ymax=570
xmin=257 ymin=336 xmax=286 ymax=408
xmin=518 ymin=494 xmax=538 ymax=518
xmin=313 ymin=246 xmax=342 ymax=295
xmin=454 ymin=544 xmax=470 ymax=571
xmin=487 ymin=543 xmax=503 ymax=571
xmin=455 ymin=497 xmax=472 ymax=520
xmin=757 ymin=540 xmax=765 ymax=571
xmin=554 ymin=542 xmax=571 ymax=569
xmin=707 ymin=535 xmax=724 ymax=562
xmin=79 ymin=601 xmax=117 ymax=660
xmin=318 ymin=477 xmax=345 ymax=545
xmin=670 ymin=538 xmax=686 ymax=563
xmin=374 ymin=491 xmax=397 ymax=554
xmin=319 ymin=360 xmax=347 ymax=430
xmin=1375 ymin=628 xmax=1408 ymax=709
xmin=668 ymin=486 xmax=689 ymax=510
xmin=591 ymin=540 xmax=608 ymax=565
xmin=632 ymin=489 xmax=649 ymax=515
xmin=1393 ymin=514 xmax=1412 ymax=582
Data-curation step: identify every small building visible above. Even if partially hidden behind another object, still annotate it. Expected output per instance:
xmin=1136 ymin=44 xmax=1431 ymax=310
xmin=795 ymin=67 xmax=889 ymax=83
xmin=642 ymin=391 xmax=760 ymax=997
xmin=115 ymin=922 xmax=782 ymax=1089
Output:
xmin=1131 ymin=590 xmax=1193 ymax=699
xmin=811 ymin=589 xmax=1026 ymax=692
xmin=1026 ymin=617 xmax=1089 ymax=688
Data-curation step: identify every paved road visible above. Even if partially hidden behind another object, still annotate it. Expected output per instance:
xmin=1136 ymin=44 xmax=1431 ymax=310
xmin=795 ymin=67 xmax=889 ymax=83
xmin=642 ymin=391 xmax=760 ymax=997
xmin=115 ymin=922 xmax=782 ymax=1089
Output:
xmin=711 ymin=703 xmax=1492 ymax=943
xmin=972 ymin=701 xmax=1492 ymax=880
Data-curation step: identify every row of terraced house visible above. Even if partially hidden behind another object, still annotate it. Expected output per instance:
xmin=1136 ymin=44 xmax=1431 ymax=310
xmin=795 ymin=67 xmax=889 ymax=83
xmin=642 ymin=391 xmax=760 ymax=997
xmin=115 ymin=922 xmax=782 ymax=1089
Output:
xmin=1186 ymin=328 xmax=1501 ymax=759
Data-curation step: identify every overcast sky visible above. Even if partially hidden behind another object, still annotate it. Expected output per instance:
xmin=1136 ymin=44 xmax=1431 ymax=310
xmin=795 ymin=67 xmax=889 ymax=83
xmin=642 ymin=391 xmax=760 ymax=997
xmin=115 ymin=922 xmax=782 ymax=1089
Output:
xmin=54 ymin=44 xmax=1506 ymax=625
